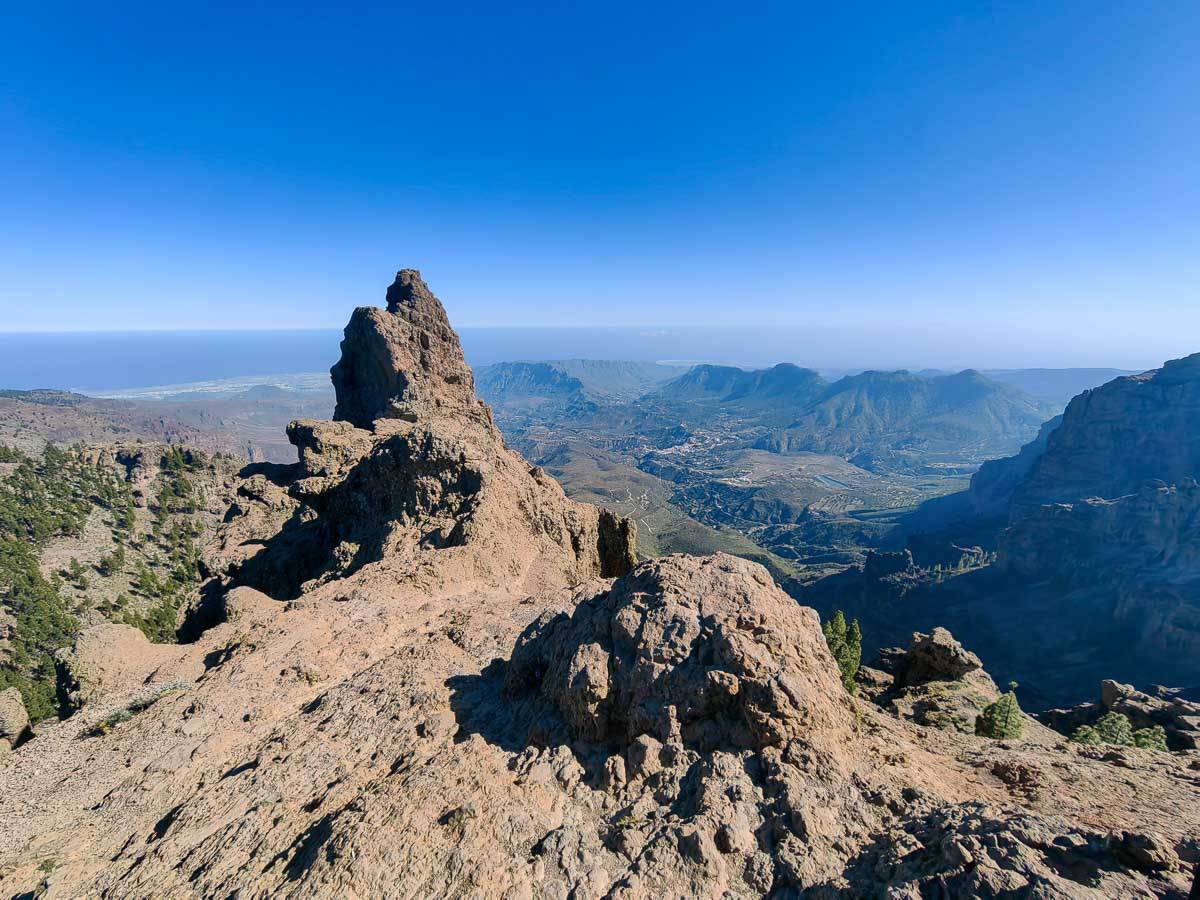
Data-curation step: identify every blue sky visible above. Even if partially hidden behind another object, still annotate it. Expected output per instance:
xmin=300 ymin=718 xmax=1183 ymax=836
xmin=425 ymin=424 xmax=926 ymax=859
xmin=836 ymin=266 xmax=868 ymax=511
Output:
xmin=1 ymin=2 xmax=1197 ymax=367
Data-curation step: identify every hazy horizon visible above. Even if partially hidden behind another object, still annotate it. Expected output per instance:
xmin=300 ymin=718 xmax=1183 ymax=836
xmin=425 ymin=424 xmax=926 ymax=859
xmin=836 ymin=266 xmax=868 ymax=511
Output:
xmin=3 ymin=4 xmax=1198 ymax=366
xmin=0 ymin=327 xmax=1154 ymax=395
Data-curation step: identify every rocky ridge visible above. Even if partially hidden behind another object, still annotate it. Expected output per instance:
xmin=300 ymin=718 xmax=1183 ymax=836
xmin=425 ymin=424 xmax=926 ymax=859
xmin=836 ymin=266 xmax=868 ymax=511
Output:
xmin=0 ymin=271 xmax=1195 ymax=897
xmin=818 ymin=355 xmax=1200 ymax=706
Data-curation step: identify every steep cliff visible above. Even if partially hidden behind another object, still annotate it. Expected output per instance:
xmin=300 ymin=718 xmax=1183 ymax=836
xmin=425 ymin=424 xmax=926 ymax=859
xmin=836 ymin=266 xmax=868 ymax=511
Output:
xmin=824 ymin=356 xmax=1200 ymax=706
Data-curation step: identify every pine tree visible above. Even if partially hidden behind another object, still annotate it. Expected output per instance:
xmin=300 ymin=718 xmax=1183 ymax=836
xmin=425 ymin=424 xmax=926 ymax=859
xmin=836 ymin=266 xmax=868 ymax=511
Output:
xmin=823 ymin=610 xmax=847 ymax=651
xmin=846 ymin=619 xmax=862 ymax=684
xmin=1132 ymin=725 xmax=1168 ymax=751
xmin=1094 ymin=712 xmax=1134 ymax=746
xmin=822 ymin=610 xmax=861 ymax=694
xmin=975 ymin=683 xmax=1024 ymax=739
xmin=1070 ymin=724 xmax=1102 ymax=744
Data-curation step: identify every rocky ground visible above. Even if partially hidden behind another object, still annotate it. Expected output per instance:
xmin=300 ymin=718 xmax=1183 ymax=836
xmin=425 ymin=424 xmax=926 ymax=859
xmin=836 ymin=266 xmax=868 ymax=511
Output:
xmin=0 ymin=271 xmax=1196 ymax=897
xmin=0 ymin=391 xmax=249 ymax=457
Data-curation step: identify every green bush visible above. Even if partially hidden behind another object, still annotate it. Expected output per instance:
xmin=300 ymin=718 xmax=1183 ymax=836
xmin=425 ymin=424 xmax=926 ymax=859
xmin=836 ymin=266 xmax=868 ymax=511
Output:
xmin=1069 ymin=724 xmax=1102 ymax=744
xmin=822 ymin=610 xmax=862 ymax=694
xmin=1132 ymin=725 xmax=1168 ymax=751
xmin=1094 ymin=711 xmax=1135 ymax=746
xmin=975 ymin=684 xmax=1024 ymax=739
xmin=97 ymin=546 xmax=126 ymax=577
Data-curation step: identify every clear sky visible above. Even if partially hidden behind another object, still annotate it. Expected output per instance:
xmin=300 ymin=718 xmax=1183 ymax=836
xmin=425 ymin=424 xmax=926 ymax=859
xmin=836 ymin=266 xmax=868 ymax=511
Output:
xmin=1 ymin=2 xmax=1197 ymax=368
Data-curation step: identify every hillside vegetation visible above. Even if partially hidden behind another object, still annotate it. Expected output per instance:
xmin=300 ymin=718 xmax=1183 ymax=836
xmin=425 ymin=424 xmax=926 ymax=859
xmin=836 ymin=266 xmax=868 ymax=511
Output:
xmin=0 ymin=443 xmax=235 ymax=720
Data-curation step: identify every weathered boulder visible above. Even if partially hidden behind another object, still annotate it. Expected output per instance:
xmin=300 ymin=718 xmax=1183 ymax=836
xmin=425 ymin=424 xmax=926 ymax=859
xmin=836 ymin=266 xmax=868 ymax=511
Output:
xmin=896 ymin=627 xmax=984 ymax=686
xmin=506 ymin=553 xmax=854 ymax=752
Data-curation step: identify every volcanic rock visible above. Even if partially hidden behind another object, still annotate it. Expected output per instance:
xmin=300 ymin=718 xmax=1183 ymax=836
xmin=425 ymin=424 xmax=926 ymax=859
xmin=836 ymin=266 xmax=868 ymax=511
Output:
xmin=896 ymin=627 xmax=984 ymax=686
xmin=209 ymin=269 xmax=636 ymax=601
xmin=330 ymin=269 xmax=481 ymax=429
xmin=0 ymin=271 xmax=1196 ymax=898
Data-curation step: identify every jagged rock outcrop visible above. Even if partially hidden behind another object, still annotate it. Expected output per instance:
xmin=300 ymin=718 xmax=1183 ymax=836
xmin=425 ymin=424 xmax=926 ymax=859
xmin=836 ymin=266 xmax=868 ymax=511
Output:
xmin=330 ymin=269 xmax=481 ymax=428
xmin=207 ymin=269 xmax=636 ymax=601
xmin=865 ymin=629 xmax=1006 ymax=735
xmin=895 ymin=627 xmax=984 ymax=686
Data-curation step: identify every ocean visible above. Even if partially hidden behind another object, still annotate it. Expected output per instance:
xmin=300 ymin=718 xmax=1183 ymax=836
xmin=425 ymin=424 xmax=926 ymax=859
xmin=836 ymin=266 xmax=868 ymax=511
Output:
xmin=0 ymin=327 xmax=809 ymax=394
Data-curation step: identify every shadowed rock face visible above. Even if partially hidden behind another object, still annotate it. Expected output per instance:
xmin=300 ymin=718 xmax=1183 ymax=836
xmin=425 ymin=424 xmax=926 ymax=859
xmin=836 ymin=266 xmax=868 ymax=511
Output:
xmin=833 ymin=354 xmax=1200 ymax=705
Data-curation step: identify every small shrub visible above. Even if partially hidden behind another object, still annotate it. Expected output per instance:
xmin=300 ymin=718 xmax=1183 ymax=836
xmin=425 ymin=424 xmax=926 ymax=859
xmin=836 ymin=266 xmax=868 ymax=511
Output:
xmin=96 ymin=547 xmax=126 ymax=577
xmin=1132 ymin=725 xmax=1168 ymax=751
xmin=975 ymin=683 xmax=1024 ymax=739
xmin=1069 ymin=724 xmax=1102 ymax=745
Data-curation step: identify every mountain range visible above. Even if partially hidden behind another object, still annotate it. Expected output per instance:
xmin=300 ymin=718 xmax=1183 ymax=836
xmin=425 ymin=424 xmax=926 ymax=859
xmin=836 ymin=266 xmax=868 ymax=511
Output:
xmin=806 ymin=353 xmax=1200 ymax=706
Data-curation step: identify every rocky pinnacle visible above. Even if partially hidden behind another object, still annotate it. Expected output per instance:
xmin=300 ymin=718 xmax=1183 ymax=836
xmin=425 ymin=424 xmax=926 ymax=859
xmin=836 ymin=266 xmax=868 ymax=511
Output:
xmin=331 ymin=269 xmax=480 ymax=429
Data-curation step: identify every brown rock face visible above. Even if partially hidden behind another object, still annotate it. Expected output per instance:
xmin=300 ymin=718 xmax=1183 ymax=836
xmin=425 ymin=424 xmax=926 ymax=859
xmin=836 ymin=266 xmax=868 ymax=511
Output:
xmin=331 ymin=269 xmax=480 ymax=429
xmin=506 ymin=554 xmax=854 ymax=751
xmin=211 ymin=269 xmax=636 ymax=601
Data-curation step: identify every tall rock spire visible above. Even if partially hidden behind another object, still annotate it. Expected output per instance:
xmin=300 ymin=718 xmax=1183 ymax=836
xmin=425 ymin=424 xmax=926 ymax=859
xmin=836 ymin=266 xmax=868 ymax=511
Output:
xmin=331 ymin=269 xmax=481 ymax=429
